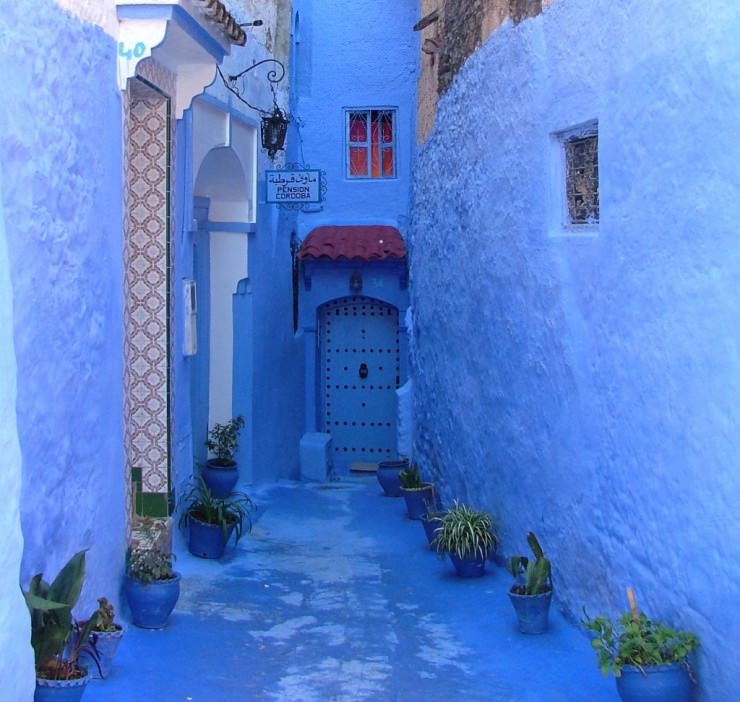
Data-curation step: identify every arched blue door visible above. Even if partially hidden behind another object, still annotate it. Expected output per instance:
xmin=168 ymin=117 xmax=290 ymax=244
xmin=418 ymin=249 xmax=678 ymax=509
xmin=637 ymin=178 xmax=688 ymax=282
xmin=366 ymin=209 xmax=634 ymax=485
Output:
xmin=319 ymin=296 xmax=400 ymax=469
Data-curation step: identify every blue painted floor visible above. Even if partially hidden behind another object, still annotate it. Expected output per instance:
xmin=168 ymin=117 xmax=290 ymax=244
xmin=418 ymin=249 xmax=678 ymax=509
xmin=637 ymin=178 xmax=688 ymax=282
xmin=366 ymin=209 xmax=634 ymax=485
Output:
xmin=85 ymin=477 xmax=620 ymax=701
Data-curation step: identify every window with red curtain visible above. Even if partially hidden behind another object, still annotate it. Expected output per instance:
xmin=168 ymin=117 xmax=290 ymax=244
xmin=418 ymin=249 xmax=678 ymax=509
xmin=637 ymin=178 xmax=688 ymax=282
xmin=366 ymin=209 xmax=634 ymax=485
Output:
xmin=346 ymin=109 xmax=396 ymax=179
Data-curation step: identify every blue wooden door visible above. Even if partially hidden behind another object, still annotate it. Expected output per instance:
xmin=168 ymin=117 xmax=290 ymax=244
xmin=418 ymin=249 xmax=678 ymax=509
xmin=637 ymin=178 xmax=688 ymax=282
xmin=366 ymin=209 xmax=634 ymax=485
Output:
xmin=319 ymin=296 xmax=399 ymax=468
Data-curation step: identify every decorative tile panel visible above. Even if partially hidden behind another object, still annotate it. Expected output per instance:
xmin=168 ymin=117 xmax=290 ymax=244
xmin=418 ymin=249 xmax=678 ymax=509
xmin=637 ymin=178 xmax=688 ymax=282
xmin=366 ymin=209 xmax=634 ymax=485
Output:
xmin=138 ymin=59 xmax=177 ymax=101
xmin=123 ymin=78 xmax=172 ymax=503
xmin=122 ymin=88 xmax=134 ymax=533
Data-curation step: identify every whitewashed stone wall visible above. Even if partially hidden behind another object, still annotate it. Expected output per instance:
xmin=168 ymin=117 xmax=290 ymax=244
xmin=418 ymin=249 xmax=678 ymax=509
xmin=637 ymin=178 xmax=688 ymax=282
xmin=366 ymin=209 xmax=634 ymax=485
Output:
xmin=0 ymin=178 xmax=35 ymax=702
xmin=410 ymin=2 xmax=740 ymax=700
xmin=54 ymin=0 xmax=117 ymax=35
xmin=1 ymin=0 xmax=127 ymax=626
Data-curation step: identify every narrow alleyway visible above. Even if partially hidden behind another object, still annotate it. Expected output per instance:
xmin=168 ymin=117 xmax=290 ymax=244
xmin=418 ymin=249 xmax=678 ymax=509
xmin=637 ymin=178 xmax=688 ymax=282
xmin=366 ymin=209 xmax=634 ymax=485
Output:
xmin=85 ymin=478 xmax=618 ymax=702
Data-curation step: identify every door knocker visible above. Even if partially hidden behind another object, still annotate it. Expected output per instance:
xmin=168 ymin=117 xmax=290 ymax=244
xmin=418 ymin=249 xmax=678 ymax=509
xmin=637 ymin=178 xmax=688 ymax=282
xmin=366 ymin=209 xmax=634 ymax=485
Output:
xmin=358 ymin=362 xmax=369 ymax=379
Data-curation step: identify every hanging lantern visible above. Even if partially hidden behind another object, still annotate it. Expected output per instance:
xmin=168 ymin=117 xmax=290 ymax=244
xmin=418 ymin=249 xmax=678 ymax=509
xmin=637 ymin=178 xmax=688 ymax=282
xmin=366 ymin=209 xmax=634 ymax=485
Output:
xmin=218 ymin=57 xmax=289 ymax=160
xmin=261 ymin=107 xmax=288 ymax=159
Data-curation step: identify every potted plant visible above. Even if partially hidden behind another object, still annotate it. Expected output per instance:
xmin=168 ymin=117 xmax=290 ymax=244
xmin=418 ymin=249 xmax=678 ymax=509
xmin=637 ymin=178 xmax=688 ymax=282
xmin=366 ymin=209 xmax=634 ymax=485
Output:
xmin=398 ymin=464 xmax=436 ymax=520
xmin=432 ymin=500 xmax=497 ymax=577
xmin=583 ymin=588 xmax=699 ymax=702
xmin=123 ymin=544 xmax=180 ymax=629
xmin=420 ymin=508 xmax=446 ymax=550
xmin=202 ymin=415 xmax=245 ymax=497
xmin=507 ymin=531 xmax=553 ymax=634
xmin=376 ymin=456 xmax=409 ymax=497
xmin=23 ymin=549 xmax=102 ymax=701
xmin=179 ymin=477 xmax=256 ymax=559
xmin=76 ymin=597 xmax=124 ymax=679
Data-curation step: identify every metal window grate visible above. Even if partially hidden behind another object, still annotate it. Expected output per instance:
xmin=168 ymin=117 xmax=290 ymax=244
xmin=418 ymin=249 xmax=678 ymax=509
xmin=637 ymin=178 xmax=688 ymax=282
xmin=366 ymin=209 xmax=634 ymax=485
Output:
xmin=565 ymin=133 xmax=599 ymax=225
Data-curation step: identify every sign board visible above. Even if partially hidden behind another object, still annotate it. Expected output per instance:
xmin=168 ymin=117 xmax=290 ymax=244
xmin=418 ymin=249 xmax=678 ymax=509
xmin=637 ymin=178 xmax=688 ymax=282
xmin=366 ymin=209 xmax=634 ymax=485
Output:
xmin=266 ymin=169 xmax=322 ymax=204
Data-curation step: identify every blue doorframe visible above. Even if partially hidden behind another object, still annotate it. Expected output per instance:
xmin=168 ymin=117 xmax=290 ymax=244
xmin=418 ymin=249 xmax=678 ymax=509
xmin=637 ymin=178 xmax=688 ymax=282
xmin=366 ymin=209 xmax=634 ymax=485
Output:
xmin=300 ymin=259 xmax=409 ymax=465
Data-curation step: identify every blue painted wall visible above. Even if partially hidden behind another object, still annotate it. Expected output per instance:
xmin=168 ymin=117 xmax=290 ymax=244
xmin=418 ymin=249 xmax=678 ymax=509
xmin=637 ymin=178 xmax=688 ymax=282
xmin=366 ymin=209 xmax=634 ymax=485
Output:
xmin=0 ymin=0 xmax=126 ymax=624
xmin=173 ymin=112 xmax=207 ymax=500
xmin=208 ymin=14 xmax=306 ymax=487
xmin=409 ymin=1 xmax=740 ymax=700
xmin=233 ymin=204 xmax=305 ymax=483
xmin=290 ymin=0 xmax=418 ymax=233
xmin=289 ymin=0 xmax=417 ymax=466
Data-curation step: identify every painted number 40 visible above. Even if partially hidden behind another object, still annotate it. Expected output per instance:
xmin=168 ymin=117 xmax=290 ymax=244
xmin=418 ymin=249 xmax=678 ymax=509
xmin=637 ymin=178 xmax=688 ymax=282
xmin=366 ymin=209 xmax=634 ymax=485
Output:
xmin=118 ymin=42 xmax=146 ymax=60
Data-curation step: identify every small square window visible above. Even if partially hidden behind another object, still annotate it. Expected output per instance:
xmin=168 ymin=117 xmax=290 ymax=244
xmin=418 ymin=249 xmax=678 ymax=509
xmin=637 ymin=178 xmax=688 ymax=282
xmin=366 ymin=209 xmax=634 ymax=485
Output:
xmin=345 ymin=109 xmax=396 ymax=179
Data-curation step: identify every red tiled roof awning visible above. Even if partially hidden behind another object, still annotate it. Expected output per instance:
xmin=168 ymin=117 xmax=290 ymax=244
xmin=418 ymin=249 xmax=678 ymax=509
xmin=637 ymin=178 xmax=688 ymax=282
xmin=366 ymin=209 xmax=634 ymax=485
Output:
xmin=298 ymin=225 xmax=406 ymax=262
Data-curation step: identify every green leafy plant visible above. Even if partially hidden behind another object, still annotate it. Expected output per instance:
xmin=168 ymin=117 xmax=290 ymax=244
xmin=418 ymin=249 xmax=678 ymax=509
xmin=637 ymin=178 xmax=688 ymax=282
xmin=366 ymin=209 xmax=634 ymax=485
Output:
xmin=432 ymin=500 xmax=497 ymax=560
xmin=205 ymin=416 xmax=245 ymax=466
xmin=179 ymin=477 xmax=255 ymax=545
xmin=508 ymin=532 xmax=552 ymax=595
xmin=422 ymin=509 xmax=445 ymax=523
xmin=399 ymin=463 xmax=426 ymax=489
xmin=127 ymin=545 xmax=176 ymax=583
xmin=23 ymin=550 xmax=102 ymax=680
xmin=582 ymin=588 xmax=699 ymax=678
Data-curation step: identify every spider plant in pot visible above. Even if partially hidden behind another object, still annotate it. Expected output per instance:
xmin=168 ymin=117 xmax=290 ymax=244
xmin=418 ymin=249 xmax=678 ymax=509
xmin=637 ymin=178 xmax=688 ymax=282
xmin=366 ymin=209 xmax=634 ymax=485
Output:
xmin=507 ymin=531 xmax=553 ymax=634
xmin=23 ymin=549 xmax=102 ymax=701
xmin=123 ymin=543 xmax=180 ymax=629
xmin=76 ymin=597 xmax=124 ymax=679
xmin=432 ymin=500 xmax=497 ymax=577
xmin=179 ymin=477 xmax=255 ymax=559
xmin=398 ymin=463 xmax=436 ymax=520
xmin=202 ymin=415 xmax=245 ymax=497
xmin=582 ymin=587 xmax=699 ymax=702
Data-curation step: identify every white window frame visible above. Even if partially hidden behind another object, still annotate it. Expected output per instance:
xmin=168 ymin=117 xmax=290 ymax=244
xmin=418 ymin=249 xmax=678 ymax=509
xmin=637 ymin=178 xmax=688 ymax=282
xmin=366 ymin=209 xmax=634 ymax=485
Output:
xmin=344 ymin=108 xmax=397 ymax=180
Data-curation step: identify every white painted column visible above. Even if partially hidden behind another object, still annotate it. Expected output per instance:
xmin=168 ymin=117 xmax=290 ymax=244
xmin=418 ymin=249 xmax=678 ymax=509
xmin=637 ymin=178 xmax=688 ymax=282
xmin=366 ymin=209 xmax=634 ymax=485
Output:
xmin=208 ymin=230 xmax=248 ymax=426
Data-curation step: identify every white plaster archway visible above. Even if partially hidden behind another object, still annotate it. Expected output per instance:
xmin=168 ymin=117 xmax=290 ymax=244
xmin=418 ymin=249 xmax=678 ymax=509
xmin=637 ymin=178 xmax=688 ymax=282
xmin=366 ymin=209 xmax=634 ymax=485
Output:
xmin=191 ymin=100 xmax=257 ymax=431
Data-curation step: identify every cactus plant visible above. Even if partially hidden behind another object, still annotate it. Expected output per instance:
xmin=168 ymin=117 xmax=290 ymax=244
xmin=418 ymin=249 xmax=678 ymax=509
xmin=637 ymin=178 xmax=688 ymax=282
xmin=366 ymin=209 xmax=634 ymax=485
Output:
xmin=93 ymin=597 xmax=117 ymax=632
xmin=508 ymin=532 xmax=552 ymax=595
xmin=398 ymin=463 xmax=424 ymax=489
xmin=507 ymin=532 xmax=554 ymax=633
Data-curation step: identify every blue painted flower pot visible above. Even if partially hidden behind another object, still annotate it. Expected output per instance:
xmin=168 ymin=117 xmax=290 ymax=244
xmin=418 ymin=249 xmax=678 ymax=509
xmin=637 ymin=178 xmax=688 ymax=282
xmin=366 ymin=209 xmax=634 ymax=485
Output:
xmin=187 ymin=514 xmax=235 ymax=559
xmin=34 ymin=674 xmax=89 ymax=702
xmin=376 ymin=460 xmax=408 ymax=497
xmin=508 ymin=589 xmax=553 ymax=634
xmin=449 ymin=551 xmax=486 ymax=577
xmin=201 ymin=460 xmax=239 ymax=498
xmin=616 ymin=662 xmax=694 ymax=702
xmin=420 ymin=512 xmax=445 ymax=549
xmin=79 ymin=626 xmax=124 ymax=678
xmin=123 ymin=573 xmax=180 ymax=629
xmin=400 ymin=484 xmax=436 ymax=520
